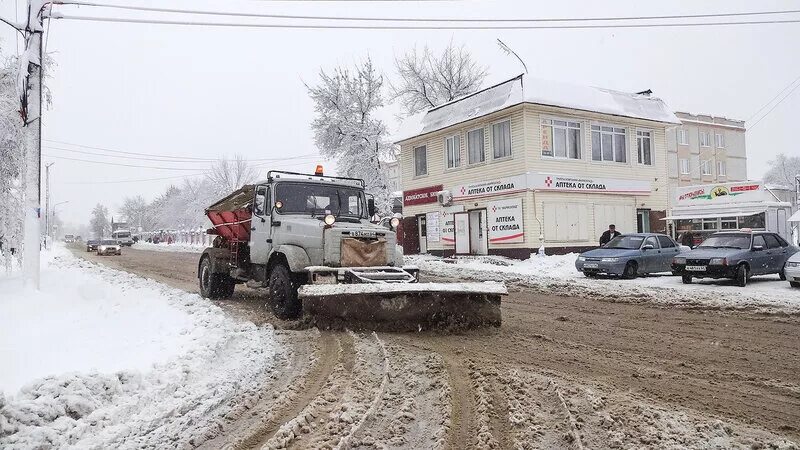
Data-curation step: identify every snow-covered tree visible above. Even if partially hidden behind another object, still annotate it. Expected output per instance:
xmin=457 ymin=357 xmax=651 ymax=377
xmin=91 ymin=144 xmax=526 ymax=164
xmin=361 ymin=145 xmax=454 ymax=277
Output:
xmin=206 ymin=154 xmax=257 ymax=194
xmin=90 ymin=204 xmax=110 ymax=238
xmin=0 ymin=53 xmax=25 ymax=259
xmin=392 ymin=42 xmax=488 ymax=115
xmin=307 ymin=57 xmax=392 ymax=213
xmin=763 ymin=154 xmax=800 ymax=188
xmin=119 ymin=195 xmax=149 ymax=231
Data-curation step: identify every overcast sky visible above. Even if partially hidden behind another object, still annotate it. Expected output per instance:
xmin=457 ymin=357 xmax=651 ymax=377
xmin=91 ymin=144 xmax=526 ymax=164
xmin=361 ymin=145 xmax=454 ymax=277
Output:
xmin=2 ymin=0 xmax=799 ymax=227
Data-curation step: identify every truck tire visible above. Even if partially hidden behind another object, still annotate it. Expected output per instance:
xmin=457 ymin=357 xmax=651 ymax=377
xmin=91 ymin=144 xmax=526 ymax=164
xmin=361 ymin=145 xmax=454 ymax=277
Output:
xmin=269 ymin=264 xmax=301 ymax=320
xmin=199 ymin=256 xmax=235 ymax=299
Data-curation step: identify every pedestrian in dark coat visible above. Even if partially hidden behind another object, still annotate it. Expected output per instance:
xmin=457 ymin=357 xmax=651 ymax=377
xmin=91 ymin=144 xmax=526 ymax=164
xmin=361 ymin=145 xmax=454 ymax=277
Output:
xmin=599 ymin=224 xmax=622 ymax=246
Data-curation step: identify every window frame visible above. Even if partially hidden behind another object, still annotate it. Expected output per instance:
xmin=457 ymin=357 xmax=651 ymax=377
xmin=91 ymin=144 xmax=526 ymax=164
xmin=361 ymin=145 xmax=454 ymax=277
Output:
xmin=591 ymin=123 xmax=628 ymax=164
xmin=700 ymin=159 xmax=712 ymax=176
xmin=490 ymin=118 xmax=513 ymax=161
xmin=413 ymin=144 xmax=428 ymax=177
xmin=636 ymin=128 xmax=654 ymax=166
xmin=677 ymin=128 xmax=689 ymax=145
xmin=699 ymin=131 xmax=710 ymax=147
xmin=466 ymin=126 xmax=486 ymax=166
xmin=717 ymin=160 xmax=726 ymax=177
xmin=541 ymin=117 xmax=582 ymax=160
xmin=679 ymin=158 xmax=690 ymax=175
xmin=715 ymin=132 xmax=725 ymax=148
xmin=444 ymin=134 xmax=461 ymax=170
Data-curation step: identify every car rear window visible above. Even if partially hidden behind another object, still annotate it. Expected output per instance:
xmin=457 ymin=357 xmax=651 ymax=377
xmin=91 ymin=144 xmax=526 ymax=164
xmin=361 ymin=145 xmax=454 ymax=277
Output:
xmin=763 ymin=234 xmax=782 ymax=249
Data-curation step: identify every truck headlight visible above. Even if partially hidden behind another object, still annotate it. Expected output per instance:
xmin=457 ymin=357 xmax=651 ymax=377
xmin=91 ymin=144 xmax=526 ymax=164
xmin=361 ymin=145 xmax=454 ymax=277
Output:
xmin=390 ymin=217 xmax=400 ymax=228
xmin=601 ymin=257 xmax=619 ymax=263
xmin=324 ymin=214 xmax=336 ymax=226
xmin=709 ymin=258 xmax=727 ymax=265
xmin=673 ymin=257 xmax=686 ymax=265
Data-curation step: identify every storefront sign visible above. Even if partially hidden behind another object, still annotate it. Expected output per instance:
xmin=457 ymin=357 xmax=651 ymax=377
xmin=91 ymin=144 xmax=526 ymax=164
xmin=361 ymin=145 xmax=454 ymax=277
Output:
xmin=440 ymin=205 xmax=464 ymax=245
xmin=403 ymin=185 xmax=443 ymax=206
xmin=426 ymin=212 xmax=441 ymax=242
xmin=528 ymin=173 xmax=650 ymax=195
xmin=673 ymin=182 xmax=770 ymax=206
xmin=487 ymin=198 xmax=524 ymax=243
xmin=452 ymin=175 xmax=527 ymax=200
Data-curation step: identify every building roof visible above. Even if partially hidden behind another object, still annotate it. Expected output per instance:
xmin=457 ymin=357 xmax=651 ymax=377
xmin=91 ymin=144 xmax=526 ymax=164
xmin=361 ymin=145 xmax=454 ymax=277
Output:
xmin=394 ymin=74 xmax=680 ymax=143
xmin=674 ymin=111 xmax=745 ymax=130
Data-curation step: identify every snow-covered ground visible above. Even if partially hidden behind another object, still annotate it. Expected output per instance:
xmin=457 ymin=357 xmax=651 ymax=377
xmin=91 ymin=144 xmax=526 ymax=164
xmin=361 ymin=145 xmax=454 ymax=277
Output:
xmin=0 ymin=245 xmax=279 ymax=448
xmin=407 ymin=253 xmax=800 ymax=313
xmin=131 ymin=241 xmax=206 ymax=253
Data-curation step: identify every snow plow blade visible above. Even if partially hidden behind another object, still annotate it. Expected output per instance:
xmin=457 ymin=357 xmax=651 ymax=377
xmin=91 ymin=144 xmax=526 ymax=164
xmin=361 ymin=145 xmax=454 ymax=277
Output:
xmin=298 ymin=282 xmax=505 ymax=331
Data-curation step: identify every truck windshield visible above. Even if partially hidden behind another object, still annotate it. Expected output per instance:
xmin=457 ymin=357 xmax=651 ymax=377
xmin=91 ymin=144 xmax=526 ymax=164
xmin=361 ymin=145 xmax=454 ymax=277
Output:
xmin=275 ymin=182 xmax=365 ymax=218
xmin=114 ymin=232 xmax=131 ymax=238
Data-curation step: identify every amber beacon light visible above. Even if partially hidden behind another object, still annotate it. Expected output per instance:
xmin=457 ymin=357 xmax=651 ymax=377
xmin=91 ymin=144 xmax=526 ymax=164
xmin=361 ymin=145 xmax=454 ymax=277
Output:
xmin=315 ymin=165 xmax=324 ymax=176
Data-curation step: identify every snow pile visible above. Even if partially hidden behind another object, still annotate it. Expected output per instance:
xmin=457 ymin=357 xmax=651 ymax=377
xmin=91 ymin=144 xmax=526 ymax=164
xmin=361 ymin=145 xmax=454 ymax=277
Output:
xmin=407 ymin=254 xmax=800 ymax=313
xmin=0 ymin=245 xmax=279 ymax=448
xmin=132 ymin=241 xmax=206 ymax=253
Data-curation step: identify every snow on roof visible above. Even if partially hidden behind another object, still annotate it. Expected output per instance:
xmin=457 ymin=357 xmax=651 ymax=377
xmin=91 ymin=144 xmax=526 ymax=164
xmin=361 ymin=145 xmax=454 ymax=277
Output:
xmin=394 ymin=75 xmax=680 ymax=143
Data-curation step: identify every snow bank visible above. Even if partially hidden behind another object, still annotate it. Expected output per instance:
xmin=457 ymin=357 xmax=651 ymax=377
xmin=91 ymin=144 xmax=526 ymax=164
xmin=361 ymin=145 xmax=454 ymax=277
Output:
xmin=407 ymin=254 xmax=800 ymax=313
xmin=132 ymin=241 xmax=206 ymax=253
xmin=0 ymin=245 xmax=279 ymax=448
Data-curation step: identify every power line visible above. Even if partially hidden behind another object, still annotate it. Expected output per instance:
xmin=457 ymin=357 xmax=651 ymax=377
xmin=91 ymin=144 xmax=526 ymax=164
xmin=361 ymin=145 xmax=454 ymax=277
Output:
xmin=43 ymin=154 xmax=206 ymax=170
xmin=58 ymin=2 xmax=800 ymax=24
xmin=747 ymin=81 xmax=800 ymax=130
xmin=44 ymin=144 xmax=319 ymax=163
xmin=62 ymin=172 xmax=208 ymax=184
xmin=745 ymin=73 xmax=800 ymax=122
xmin=52 ymin=14 xmax=800 ymax=30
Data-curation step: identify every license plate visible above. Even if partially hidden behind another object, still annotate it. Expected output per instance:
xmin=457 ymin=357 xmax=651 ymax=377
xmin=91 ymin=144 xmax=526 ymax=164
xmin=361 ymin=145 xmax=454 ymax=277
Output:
xmin=584 ymin=263 xmax=599 ymax=268
xmin=349 ymin=230 xmax=376 ymax=238
xmin=686 ymin=265 xmax=706 ymax=272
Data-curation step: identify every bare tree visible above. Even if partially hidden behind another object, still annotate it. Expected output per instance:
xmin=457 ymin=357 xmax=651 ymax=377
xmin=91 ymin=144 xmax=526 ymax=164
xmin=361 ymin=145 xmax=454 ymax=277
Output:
xmin=763 ymin=153 xmax=800 ymax=188
xmin=306 ymin=57 xmax=392 ymax=213
xmin=90 ymin=204 xmax=110 ymax=238
xmin=206 ymin=154 xmax=257 ymax=194
xmin=392 ymin=42 xmax=488 ymax=115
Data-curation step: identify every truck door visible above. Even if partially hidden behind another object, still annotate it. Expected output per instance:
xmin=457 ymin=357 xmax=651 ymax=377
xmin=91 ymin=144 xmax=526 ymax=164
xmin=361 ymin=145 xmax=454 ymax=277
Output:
xmin=250 ymin=185 xmax=272 ymax=265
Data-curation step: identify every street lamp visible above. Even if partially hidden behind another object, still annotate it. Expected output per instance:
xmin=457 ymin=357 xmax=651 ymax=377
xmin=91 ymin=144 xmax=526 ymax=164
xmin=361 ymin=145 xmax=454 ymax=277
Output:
xmin=50 ymin=201 xmax=69 ymax=241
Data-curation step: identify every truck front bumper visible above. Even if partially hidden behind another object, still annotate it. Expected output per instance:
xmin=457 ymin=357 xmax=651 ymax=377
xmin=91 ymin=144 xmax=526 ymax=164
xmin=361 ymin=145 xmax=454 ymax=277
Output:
xmin=306 ymin=265 xmax=420 ymax=284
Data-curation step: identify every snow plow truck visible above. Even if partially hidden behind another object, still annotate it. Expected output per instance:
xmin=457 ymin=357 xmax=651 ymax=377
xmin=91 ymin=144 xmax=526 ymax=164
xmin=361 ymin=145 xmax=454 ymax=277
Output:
xmin=198 ymin=168 xmax=505 ymax=329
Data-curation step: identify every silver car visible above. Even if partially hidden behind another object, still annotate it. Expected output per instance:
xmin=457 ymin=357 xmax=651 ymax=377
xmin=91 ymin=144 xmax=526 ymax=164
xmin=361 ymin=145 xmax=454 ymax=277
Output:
xmin=576 ymin=233 xmax=685 ymax=278
xmin=97 ymin=239 xmax=122 ymax=256
xmin=784 ymin=251 xmax=800 ymax=288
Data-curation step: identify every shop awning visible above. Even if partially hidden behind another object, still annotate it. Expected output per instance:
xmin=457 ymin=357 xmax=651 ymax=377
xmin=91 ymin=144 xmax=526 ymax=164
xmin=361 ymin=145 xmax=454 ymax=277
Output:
xmin=788 ymin=210 xmax=800 ymax=223
xmin=663 ymin=206 xmax=768 ymax=221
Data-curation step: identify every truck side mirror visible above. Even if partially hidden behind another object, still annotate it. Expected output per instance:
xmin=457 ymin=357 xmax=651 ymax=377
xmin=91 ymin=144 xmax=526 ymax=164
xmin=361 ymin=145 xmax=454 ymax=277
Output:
xmin=367 ymin=198 xmax=376 ymax=217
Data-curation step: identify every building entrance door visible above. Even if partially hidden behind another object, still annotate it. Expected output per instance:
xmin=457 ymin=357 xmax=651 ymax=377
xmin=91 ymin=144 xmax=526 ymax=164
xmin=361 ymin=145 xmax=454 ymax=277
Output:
xmin=637 ymin=209 xmax=651 ymax=233
xmin=454 ymin=212 xmax=469 ymax=254
xmin=416 ymin=214 xmax=428 ymax=254
xmin=469 ymin=209 xmax=488 ymax=255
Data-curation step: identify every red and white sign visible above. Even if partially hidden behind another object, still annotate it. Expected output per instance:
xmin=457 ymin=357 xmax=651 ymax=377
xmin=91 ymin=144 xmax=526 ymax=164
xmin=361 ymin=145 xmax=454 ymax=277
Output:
xmin=403 ymin=184 xmax=443 ymax=206
xmin=451 ymin=175 xmax=527 ymax=201
xmin=673 ymin=182 xmax=770 ymax=206
xmin=529 ymin=173 xmax=650 ymax=195
xmin=487 ymin=198 xmax=524 ymax=243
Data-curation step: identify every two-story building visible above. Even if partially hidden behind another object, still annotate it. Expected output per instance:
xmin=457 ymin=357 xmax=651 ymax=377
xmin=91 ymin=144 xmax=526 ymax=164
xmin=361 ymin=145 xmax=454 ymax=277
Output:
xmin=394 ymin=74 xmax=680 ymax=257
xmin=666 ymin=112 xmax=747 ymax=186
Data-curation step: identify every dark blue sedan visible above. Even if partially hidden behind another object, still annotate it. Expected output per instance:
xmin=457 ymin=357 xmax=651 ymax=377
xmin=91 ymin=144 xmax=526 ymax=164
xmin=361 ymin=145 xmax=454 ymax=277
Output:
xmin=672 ymin=231 xmax=799 ymax=287
xmin=576 ymin=233 xmax=686 ymax=278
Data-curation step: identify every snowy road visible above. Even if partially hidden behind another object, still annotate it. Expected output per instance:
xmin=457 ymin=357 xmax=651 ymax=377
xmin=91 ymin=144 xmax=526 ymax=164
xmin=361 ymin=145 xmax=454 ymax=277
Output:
xmin=42 ymin=245 xmax=800 ymax=448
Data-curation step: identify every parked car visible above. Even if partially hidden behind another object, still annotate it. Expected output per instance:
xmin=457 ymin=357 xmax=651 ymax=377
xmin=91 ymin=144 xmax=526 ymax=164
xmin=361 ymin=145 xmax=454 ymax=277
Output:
xmin=97 ymin=239 xmax=122 ymax=256
xmin=784 ymin=252 xmax=800 ymax=288
xmin=86 ymin=239 xmax=100 ymax=252
xmin=64 ymin=234 xmax=75 ymax=243
xmin=672 ymin=230 xmax=799 ymax=287
xmin=575 ymin=233 xmax=685 ymax=278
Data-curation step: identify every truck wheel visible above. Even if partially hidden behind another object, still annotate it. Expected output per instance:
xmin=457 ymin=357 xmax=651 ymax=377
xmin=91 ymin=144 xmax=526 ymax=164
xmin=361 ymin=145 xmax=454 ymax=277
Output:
xmin=199 ymin=256 xmax=235 ymax=299
xmin=269 ymin=264 xmax=301 ymax=320
xmin=735 ymin=264 xmax=748 ymax=287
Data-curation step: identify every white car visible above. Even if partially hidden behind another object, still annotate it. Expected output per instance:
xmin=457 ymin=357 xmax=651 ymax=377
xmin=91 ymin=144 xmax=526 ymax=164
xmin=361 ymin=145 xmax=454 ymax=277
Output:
xmin=785 ymin=252 xmax=800 ymax=288
xmin=97 ymin=239 xmax=122 ymax=256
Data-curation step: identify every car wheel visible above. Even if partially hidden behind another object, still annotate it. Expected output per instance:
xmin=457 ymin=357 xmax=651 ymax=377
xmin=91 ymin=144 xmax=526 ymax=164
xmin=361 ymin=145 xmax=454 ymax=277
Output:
xmin=583 ymin=271 xmax=597 ymax=278
xmin=682 ymin=274 xmax=692 ymax=284
xmin=623 ymin=261 xmax=637 ymax=279
xmin=735 ymin=264 xmax=748 ymax=287
xmin=779 ymin=264 xmax=787 ymax=281
xmin=269 ymin=264 xmax=302 ymax=320
xmin=790 ymin=281 xmax=800 ymax=288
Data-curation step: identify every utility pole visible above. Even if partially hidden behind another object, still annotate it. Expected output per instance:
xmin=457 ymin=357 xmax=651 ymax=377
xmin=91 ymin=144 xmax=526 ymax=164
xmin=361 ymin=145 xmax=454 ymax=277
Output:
xmin=21 ymin=1 xmax=47 ymax=289
xmin=45 ymin=162 xmax=53 ymax=249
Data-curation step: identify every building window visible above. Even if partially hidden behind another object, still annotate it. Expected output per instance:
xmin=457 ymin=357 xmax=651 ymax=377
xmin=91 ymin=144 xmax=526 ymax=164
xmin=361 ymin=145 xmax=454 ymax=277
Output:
xmin=715 ymin=133 xmax=725 ymax=148
xmin=717 ymin=160 xmax=726 ymax=176
xmin=721 ymin=217 xmax=737 ymax=229
xmin=541 ymin=119 xmax=581 ymax=159
xmin=679 ymin=158 xmax=690 ymax=175
xmin=699 ymin=131 xmax=710 ymax=147
xmin=739 ymin=212 xmax=766 ymax=229
xmin=591 ymin=125 xmax=627 ymax=163
xmin=702 ymin=218 xmax=718 ymax=230
xmin=445 ymin=135 xmax=461 ymax=169
xmin=678 ymin=128 xmax=688 ymax=145
xmin=414 ymin=145 xmax=427 ymax=176
xmin=467 ymin=128 xmax=485 ymax=164
xmin=700 ymin=160 xmax=712 ymax=176
xmin=636 ymin=130 xmax=653 ymax=165
xmin=492 ymin=120 xmax=512 ymax=159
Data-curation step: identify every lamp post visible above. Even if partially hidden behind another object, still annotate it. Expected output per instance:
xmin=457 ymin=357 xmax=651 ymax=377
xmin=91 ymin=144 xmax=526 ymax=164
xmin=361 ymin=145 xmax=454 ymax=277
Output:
xmin=51 ymin=201 xmax=69 ymax=239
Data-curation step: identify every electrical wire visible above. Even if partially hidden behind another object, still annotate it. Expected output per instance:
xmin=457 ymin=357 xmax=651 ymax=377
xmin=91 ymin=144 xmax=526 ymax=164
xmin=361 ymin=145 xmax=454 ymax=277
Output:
xmin=52 ymin=14 xmax=800 ymax=30
xmin=62 ymin=172 xmax=208 ymax=184
xmin=747 ymin=81 xmax=800 ymax=130
xmin=44 ymin=144 xmax=319 ymax=163
xmin=0 ymin=15 xmax=23 ymax=33
xmin=57 ymin=2 xmax=800 ymax=24
xmin=42 ymin=154 xmax=209 ymax=170
xmin=746 ymin=73 xmax=800 ymax=122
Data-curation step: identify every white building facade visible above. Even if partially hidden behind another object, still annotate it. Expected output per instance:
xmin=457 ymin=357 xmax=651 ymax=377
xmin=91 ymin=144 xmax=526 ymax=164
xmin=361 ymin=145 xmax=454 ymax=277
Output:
xmin=395 ymin=75 xmax=680 ymax=257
